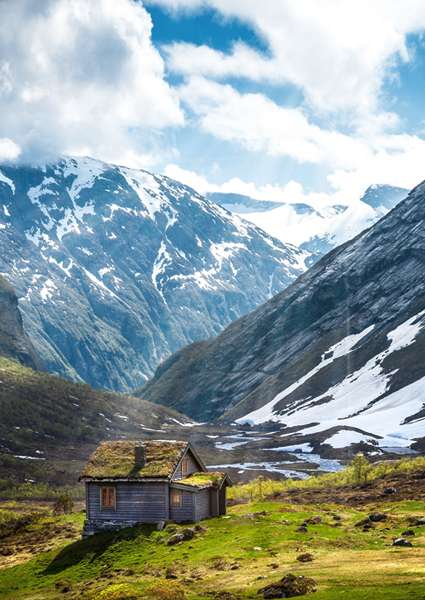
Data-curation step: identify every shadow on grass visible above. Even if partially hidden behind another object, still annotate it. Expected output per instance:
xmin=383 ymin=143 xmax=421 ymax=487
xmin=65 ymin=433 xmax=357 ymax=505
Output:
xmin=43 ymin=524 xmax=156 ymax=574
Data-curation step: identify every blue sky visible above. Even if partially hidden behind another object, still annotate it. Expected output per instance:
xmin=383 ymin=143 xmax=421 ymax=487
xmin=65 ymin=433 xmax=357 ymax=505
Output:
xmin=148 ymin=3 xmax=319 ymax=190
xmin=2 ymin=0 xmax=425 ymax=206
xmin=143 ymin=1 xmax=425 ymax=205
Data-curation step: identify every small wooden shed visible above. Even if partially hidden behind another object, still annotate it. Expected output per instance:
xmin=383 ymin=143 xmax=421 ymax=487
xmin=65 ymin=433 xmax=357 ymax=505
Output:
xmin=80 ymin=440 xmax=231 ymax=536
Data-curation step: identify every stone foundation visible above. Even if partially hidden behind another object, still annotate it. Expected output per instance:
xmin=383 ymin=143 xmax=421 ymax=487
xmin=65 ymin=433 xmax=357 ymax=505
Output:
xmin=82 ymin=519 xmax=141 ymax=538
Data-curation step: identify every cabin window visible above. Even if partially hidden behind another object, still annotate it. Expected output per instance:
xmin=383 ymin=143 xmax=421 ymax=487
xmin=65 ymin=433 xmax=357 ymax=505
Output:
xmin=181 ymin=457 xmax=189 ymax=477
xmin=170 ymin=489 xmax=182 ymax=507
xmin=100 ymin=486 xmax=116 ymax=510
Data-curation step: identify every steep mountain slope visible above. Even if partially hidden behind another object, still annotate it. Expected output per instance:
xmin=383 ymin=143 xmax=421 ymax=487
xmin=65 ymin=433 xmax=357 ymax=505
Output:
xmin=0 ymin=280 xmax=197 ymax=488
xmin=0 ymin=275 xmax=40 ymax=369
xmin=0 ymin=354 xmax=203 ymax=489
xmin=211 ymin=185 xmax=408 ymax=256
xmin=142 ymin=182 xmax=425 ymax=451
xmin=0 ymin=157 xmax=307 ymax=391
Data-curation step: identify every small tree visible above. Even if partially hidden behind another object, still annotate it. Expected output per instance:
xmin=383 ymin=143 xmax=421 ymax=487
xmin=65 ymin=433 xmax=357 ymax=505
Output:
xmin=53 ymin=493 xmax=74 ymax=515
xmin=351 ymin=452 xmax=370 ymax=485
xmin=257 ymin=476 xmax=264 ymax=500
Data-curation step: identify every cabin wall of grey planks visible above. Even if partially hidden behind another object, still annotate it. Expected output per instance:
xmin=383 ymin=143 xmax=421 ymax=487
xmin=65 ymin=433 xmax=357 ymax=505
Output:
xmin=86 ymin=482 xmax=169 ymax=523
xmin=169 ymin=489 xmax=195 ymax=522
xmin=194 ymin=488 xmax=210 ymax=521
xmin=173 ymin=451 xmax=201 ymax=480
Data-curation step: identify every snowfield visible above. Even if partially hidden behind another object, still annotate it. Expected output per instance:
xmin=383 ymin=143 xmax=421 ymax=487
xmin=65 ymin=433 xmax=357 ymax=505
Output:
xmin=237 ymin=311 xmax=425 ymax=448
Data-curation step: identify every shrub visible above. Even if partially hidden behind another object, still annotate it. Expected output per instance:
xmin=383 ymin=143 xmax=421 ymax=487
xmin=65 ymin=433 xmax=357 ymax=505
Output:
xmin=351 ymin=452 xmax=371 ymax=485
xmin=53 ymin=493 xmax=74 ymax=515
xmin=144 ymin=581 xmax=186 ymax=599
xmin=96 ymin=583 xmax=144 ymax=599
xmin=228 ymin=456 xmax=425 ymax=502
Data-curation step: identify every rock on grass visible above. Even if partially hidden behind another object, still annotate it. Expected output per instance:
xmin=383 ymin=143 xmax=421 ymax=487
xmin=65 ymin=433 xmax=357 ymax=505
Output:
xmin=392 ymin=538 xmax=413 ymax=547
xmin=258 ymin=573 xmax=317 ymax=598
xmin=296 ymin=553 xmax=314 ymax=562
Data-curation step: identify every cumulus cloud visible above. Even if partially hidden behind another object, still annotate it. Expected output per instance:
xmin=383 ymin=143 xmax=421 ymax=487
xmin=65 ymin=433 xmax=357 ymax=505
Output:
xmin=0 ymin=138 xmax=21 ymax=162
xmin=165 ymin=163 xmax=334 ymax=207
xmin=149 ymin=0 xmax=425 ymax=122
xmin=170 ymin=77 xmax=425 ymax=204
xmin=0 ymin=0 xmax=184 ymax=164
xmin=179 ymin=77 xmax=371 ymax=169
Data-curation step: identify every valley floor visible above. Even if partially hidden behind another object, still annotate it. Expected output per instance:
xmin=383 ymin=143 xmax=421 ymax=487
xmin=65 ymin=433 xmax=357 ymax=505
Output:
xmin=0 ymin=467 xmax=424 ymax=599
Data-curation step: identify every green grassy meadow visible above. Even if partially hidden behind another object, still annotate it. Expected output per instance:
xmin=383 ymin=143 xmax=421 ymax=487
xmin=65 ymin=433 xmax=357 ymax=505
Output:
xmin=0 ymin=494 xmax=424 ymax=599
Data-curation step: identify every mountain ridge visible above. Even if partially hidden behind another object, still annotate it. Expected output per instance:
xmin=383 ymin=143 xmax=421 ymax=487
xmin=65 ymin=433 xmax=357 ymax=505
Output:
xmin=141 ymin=180 xmax=425 ymax=451
xmin=211 ymin=184 xmax=409 ymax=256
xmin=0 ymin=156 xmax=308 ymax=391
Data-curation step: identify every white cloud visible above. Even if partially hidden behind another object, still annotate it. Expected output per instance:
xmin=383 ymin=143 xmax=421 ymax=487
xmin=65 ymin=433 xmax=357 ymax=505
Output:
xmin=150 ymin=0 xmax=425 ymax=121
xmin=177 ymin=77 xmax=425 ymax=201
xmin=0 ymin=138 xmax=21 ymax=161
xmin=179 ymin=77 xmax=370 ymax=168
xmin=164 ymin=163 xmax=337 ymax=208
xmin=0 ymin=0 xmax=184 ymax=164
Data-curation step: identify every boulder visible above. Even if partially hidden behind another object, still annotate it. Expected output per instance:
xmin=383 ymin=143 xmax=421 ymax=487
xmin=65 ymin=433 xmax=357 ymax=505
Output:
xmin=165 ymin=567 xmax=178 ymax=579
xmin=258 ymin=573 xmax=317 ymax=598
xmin=409 ymin=517 xmax=425 ymax=526
xmin=383 ymin=487 xmax=397 ymax=495
xmin=305 ymin=516 xmax=322 ymax=525
xmin=182 ymin=528 xmax=196 ymax=541
xmin=392 ymin=538 xmax=413 ymax=547
xmin=355 ymin=518 xmax=370 ymax=528
xmin=296 ymin=553 xmax=314 ymax=563
xmin=369 ymin=512 xmax=387 ymax=522
xmin=401 ymin=529 xmax=415 ymax=537
xmin=167 ymin=533 xmax=185 ymax=546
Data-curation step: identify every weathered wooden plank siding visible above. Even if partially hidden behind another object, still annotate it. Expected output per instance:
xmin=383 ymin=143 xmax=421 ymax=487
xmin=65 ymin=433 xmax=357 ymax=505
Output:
xmin=210 ymin=488 xmax=219 ymax=517
xmin=87 ymin=482 xmax=169 ymax=523
xmin=219 ymin=486 xmax=226 ymax=515
xmin=169 ymin=489 xmax=195 ymax=522
xmin=194 ymin=489 xmax=210 ymax=521
xmin=173 ymin=450 xmax=201 ymax=480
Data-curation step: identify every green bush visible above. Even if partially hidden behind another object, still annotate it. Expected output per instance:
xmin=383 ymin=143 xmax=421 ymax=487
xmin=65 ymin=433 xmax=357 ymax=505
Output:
xmin=351 ymin=452 xmax=371 ymax=485
xmin=228 ymin=456 xmax=425 ymax=502
xmin=53 ymin=493 xmax=74 ymax=515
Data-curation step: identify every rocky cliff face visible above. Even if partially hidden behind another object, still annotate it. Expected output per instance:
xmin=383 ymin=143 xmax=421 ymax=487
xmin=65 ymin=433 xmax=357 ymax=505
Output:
xmin=0 ymin=275 xmax=39 ymax=369
xmin=0 ymin=157 xmax=308 ymax=391
xmin=142 ymin=182 xmax=425 ymax=452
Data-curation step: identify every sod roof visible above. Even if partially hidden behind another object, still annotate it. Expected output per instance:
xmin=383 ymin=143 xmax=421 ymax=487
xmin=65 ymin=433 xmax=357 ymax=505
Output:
xmin=178 ymin=471 xmax=229 ymax=489
xmin=80 ymin=440 xmax=188 ymax=480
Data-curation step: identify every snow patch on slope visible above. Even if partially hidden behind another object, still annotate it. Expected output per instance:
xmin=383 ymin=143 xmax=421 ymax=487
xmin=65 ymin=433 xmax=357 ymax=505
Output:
xmin=324 ymin=430 xmax=377 ymax=448
xmin=238 ymin=311 xmax=425 ymax=447
xmin=63 ymin=157 xmax=106 ymax=201
xmin=237 ymin=324 xmax=375 ymax=425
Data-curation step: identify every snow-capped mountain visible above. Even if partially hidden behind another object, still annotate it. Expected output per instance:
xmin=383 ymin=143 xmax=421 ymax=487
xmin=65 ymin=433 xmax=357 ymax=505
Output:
xmin=142 ymin=180 xmax=425 ymax=452
xmin=208 ymin=192 xmax=285 ymax=214
xmin=210 ymin=185 xmax=408 ymax=256
xmin=0 ymin=157 xmax=308 ymax=390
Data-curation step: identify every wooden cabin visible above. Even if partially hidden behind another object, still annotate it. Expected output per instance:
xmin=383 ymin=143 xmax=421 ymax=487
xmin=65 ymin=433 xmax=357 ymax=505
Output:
xmin=80 ymin=440 xmax=231 ymax=536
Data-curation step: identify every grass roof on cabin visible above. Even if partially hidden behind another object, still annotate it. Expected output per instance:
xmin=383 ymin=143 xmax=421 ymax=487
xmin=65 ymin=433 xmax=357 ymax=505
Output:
xmin=178 ymin=472 xmax=228 ymax=489
xmin=80 ymin=440 xmax=188 ymax=479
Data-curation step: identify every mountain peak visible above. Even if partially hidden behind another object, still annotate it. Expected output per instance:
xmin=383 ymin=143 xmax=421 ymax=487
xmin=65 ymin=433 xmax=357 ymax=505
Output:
xmin=360 ymin=184 xmax=408 ymax=211
xmin=141 ymin=178 xmax=425 ymax=452
xmin=0 ymin=158 xmax=308 ymax=391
